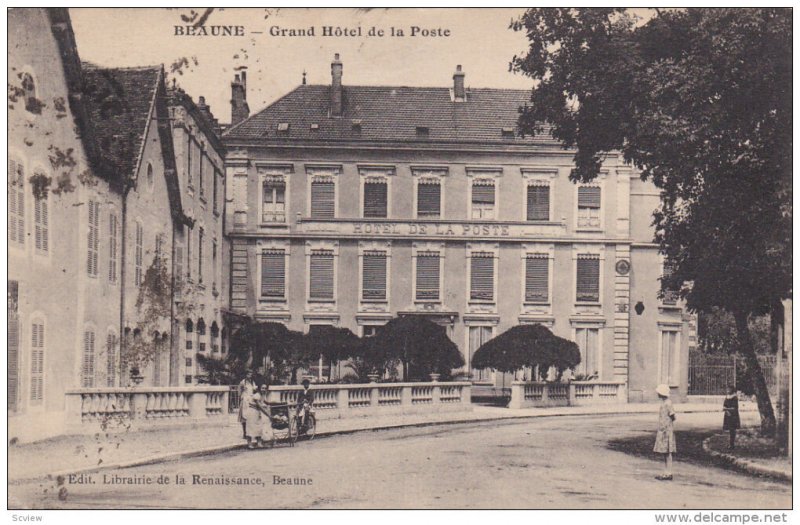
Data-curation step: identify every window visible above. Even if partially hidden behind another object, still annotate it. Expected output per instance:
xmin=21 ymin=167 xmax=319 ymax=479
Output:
xmin=198 ymin=227 xmax=204 ymax=284
xmin=33 ymin=175 xmax=48 ymax=253
xmin=417 ymin=179 xmax=441 ymax=218
xmin=108 ymin=213 xmax=118 ymax=283
xmin=185 ymin=375 xmax=192 ymax=384
xmin=469 ymin=326 xmax=493 ymax=382
xmin=212 ymin=239 xmax=218 ymax=289
xmin=82 ymin=329 xmax=96 ymax=388
xmin=362 ymin=251 xmax=387 ymax=301
xmin=576 ymin=255 xmax=600 ymax=302
xmin=363 ymin=179 xmax=388 ymax=218
xmin=659 ymin=330 xmax=679 ymax=385
xmin=185 ymin=358 xmax=192 ymax=368
xmin=8 ymin=281 xmax=20 ymax=412
xmin=8 ymin=159 xmax=25 ymax=246
xmin=577 ymin=186 xmax=601 ymax=228
xmin=262 ymin=178 xmax=286 ymax=222
xmin=415 ymin=252 xmax=440 ymax=301
xmin=470 ymin=252 xmax=494 ymax=302
xmin=30 ymin=320 xmax=44 ymax=404
xmin=575 ymin=327 xmax=600 ymax=376
xmin=527 ymin=184 xmax=550 ymax=221
xmin=198 ymin=148 xmax=204 ymax=197
xmin=134 ymin=222 xmax=143 ymax=286
xmin=471 ymin=180 xmax=495 ymax=219
xmin=525 ymin=254 xmax=549 ymax=303
xmin=87 ymin=201 xmax=100 ymax=277
xmin=197 ymin=319 xmax=206 ymax=353
xmin=260 ymin=249 xmax=286 ymax=299
xmin=309 ymin=250 xmax=334 ymax=301
xmin=662 ymin=260 xmax=679 ymax=305
xmin=310 ymin=179 xmax=335 ymax=218
xmin=185 ymin=319 xmax=193 ymax=350
xmin=106 ymin=332 xmax=117 ymax=387
xmin=146 ymin=163 xmax=154 ymax=190
xmin=186 ymin=225 xmax=192 ymax=281
xmin=213 ymin=169 xmax=219 ymax=214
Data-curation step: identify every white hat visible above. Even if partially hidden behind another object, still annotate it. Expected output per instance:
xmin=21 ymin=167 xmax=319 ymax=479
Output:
xmin=655 ymin=384 xmax=671 ymax=397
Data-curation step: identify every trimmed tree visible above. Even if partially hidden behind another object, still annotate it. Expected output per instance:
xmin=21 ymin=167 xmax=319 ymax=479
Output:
xmin=472 ymin=324 xmax=581 ymax=379
xmin=510 ymin=8 xmax=791 ymax=434
xmin=301 ymin=325 xmax=361 ymax=382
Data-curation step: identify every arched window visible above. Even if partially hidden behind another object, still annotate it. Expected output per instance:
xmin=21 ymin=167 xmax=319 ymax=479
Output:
xmin=196 ymin=318 xmax=206 ymax=353
xmin=210 ymin=321 xmax=220 ymax=353
xmin=185 ymin=319 xmax=194 ymax=351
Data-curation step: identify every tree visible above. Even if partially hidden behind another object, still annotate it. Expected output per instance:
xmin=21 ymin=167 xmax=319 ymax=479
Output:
xmin=472 ymin=324 xmax=581 ymax=379
xmin=511 ymin=8 xmax=791 ymax=434
xmin=364 ymin=316 xmax=464 ymax=381
xmin=228 ymin=320 xmax=306 ymax=383
xmin=301 ymin=325 xmax=361 ymax=382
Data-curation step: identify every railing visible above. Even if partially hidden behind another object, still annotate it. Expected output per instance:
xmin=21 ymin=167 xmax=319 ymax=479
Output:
xmin=688 ymin=353 xmax=777 ymax=395
xmin=264 ymin=382 xmax=472 ymax=420
xmin=509 ymin=381 xmax=626 ymax=409
xmin=66 ymin=386 xmax=231 ymax=431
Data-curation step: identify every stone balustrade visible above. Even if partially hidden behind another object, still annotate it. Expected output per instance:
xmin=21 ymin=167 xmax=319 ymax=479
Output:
xmin=64 ymin=386 xmax=231 ymax=433
xmin=508 ymin=381 xmax=626 ymax=409
xmin=264 ymin=382 xmax=472 ymax=420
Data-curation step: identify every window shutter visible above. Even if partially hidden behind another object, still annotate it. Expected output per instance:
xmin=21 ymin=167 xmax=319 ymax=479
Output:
xmin=30 ymin=322 xmax=44 ymax=403
xmin=470 ymin=253 xmax=494 ymax=301
xmin=311 ymin=180 xmax=335 ymax=218
xmin=109 ymin=214 xmax=117 ymax=282
xmin=8 ymin=281 xmax=19 ymax=411
xmin=261 ymin=249 xmax=286 ymax=298
xmin=527 ymin=185 xmax=550 ymax=221
xmin=82 ymin=330 xmax=95 ymax=388
xmin=34 ymin=191 xmax=48 ymax=252
xmin=362 ymin=251 xmax=387 ymax=300
xmin=106 ymin=333 xmax=117 ymax=387
xmin=417 ymin=181 xmax=441 ymax=217
xmin=415 ymin=253 xmax=440 ymax=300
xmin=471 ymin=182 xmax=495 ymax=204
xmin=363 ymin=180 xmax=388 ymax=218
xmin=309 ymin=251 xmax=334 ymax=300
xmin=87 ymin=201 xmax=98 ymax=276
xmin=9 ymin=160 xmax=25 ymax=245
xmin=578 ymin=186 xmax=601 ymax=208
xmin=525 ymin=255 xmax=549 ymax=302
xmin=576 ymin=256 xmax=600 ymax=302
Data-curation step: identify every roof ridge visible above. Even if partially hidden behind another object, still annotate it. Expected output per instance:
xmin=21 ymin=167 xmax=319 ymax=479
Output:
xmin=82 ymin=63 xmax=162 ymax=72
xmin=300 ymin=83 xmax=530 ymax=93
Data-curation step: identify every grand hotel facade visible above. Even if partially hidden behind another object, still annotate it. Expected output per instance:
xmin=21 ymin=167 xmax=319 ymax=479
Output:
xmin=222 ymin=56 xmax=693 ymax=402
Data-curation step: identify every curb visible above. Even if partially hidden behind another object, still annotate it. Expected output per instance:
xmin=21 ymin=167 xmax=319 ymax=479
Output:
xmin=11 ymin=405 xmax=726 ymax=484
xmin=701 ymin=436 xmax=791 ymax=483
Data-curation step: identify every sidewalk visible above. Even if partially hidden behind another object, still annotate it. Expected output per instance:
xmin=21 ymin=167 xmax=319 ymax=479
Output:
xmin=8 ymin=402 xmax=740 ymax=483
xmin=702 ymin=431 xmax=792 ymax=482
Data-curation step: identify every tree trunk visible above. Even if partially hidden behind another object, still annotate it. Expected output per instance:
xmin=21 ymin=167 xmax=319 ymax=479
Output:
xmin=733 ymin=309 xmax=776 ymax=436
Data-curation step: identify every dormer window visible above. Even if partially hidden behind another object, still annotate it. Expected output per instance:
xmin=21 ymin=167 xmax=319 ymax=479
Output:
xmin=310 ymin=123 xmax=319 ymax=131
xmin=277 ymin=122 xmax=290 ymax=133
xmin=501 ymin=127 xmax=515 ymax=139
xmin=416 ymin=126 xmax=430 ymax=139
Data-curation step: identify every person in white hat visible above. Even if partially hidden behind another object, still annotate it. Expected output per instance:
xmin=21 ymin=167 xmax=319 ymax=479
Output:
xmin=653 ymin=384 xmax=676 ymax=480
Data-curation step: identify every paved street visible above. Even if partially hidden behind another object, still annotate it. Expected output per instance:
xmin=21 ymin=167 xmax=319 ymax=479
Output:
xmin=10 ymin=413 xmax=789 ymax=509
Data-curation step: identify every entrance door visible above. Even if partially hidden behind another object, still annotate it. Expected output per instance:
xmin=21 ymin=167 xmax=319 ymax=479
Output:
xmin=469 ymin=326 xmax=494 ymax=383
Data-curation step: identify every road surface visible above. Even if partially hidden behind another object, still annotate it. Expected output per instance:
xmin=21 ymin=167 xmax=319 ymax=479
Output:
xmin=9 ymin=412 xmax=790 ymax=509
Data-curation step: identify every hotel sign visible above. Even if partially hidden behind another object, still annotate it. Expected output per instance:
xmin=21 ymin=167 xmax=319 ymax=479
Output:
xmin=296 ymin=219 xmax=566 ymax=240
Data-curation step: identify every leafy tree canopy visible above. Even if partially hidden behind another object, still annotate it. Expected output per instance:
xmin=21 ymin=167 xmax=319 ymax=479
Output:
xmin=472 ymin=324 xmax=581 ymax=376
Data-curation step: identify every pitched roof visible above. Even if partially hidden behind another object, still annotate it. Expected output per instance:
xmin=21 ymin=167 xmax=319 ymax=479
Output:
xmin=81 ymin=64 xmax=161 ymax=180
xmin=223 ymin=84 xmax=555 ymax=146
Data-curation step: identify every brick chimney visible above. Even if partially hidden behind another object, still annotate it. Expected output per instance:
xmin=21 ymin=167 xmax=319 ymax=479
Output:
xmin=230 ymin=70 xmax=249 ymax=126
xmin=330 ymin=53 xmax=343 ymax=117
xmin=453 ymin=65 xmax=466 ymax=102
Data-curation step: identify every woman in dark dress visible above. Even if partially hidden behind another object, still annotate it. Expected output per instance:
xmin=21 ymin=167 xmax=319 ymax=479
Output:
xmin=722 ymin=385 xmax=741 ymax=450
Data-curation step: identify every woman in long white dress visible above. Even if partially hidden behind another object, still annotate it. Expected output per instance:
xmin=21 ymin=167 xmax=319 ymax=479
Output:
xmin=242 ymin=382 xmax=262 ymax=449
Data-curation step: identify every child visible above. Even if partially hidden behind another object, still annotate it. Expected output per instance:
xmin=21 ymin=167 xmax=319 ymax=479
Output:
xmin=722 ymin=385 xmax=740 ymax=450
xmin=654 ymin=384 xmax=676 ymax=480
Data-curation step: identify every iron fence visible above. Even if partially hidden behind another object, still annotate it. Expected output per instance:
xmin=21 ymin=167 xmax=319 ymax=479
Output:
xmin=688 ymin=353 xmax=777 ymax=395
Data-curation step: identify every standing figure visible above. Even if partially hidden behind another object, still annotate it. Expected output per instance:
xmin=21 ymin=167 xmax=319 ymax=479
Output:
xmin=723 ymin=385 xmax=741 ymax=450
xmin=238 ymin=371 xmax=256 ymax=439
xmin=256 ymin=383 xmax=275 ymax=447
xmin=296 ymin=378 xmax=315 ymax=430
xmin=653 ymin=383 xmax=676 ymax=480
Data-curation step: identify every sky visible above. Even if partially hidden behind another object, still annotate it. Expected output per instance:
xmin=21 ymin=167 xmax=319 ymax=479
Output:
xmin=69 ymin=8 xmax=541 ymax=126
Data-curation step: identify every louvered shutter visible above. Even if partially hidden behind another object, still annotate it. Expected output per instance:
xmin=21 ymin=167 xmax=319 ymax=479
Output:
xmin=578 ymin=186 xmax=601 ymax=208
xmin=8 ymin=160 xmax=18 ymax=243
xmin=416 ymin=253 xmax=440 ymax=300
xmin=34 ymin=192 xmax=48 ymax=252
xmin=362 ymin=252 xmax=387 ymax=300
xmin=576 ymin=256 xmax=600 ymax=302
xmin=108 ymin=214 xmax=117 ymax=282
xmin=30 ymin=322 xmax=44 ymax=404
xmin=82 ymin=330 xmax=95 ymax=388
xmin=311 ymin=180 xmax=335 ymax=218
xmin=471 ymin=182 xmax=495 ymax=204
xmin=87 ymin=201 xmax=97 ymax=276
xmin=106 ymin=333 xmax=117 ymax=387
xmin=8 ymin=281 xmax=19 ymax=411
xmin=525 ymin=256 xmax=549 ymax=302
xmin=527 ymin=185 xmax=550 ymax=221
xmin=470 ymin=253 xmax=494 ymax=301
xmin=309 ymin=251 xmax=334 ymax=300
xmin=363 ymin=180 xmax=388 ymax=218
xmin=261 ymin=249 xmax=286 ymax=298
xmin=417 ymin=182 xmax=441 ymax=217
